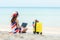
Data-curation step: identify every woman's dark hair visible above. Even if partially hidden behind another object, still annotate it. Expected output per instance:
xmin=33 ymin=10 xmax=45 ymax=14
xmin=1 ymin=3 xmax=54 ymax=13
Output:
xmin=11 ymin=12 xmax=19 ymax=23
xmin=11 ymin=17 xmax=16 ymax=23
xmin=16 ymin=11 xmax=18 ymax=16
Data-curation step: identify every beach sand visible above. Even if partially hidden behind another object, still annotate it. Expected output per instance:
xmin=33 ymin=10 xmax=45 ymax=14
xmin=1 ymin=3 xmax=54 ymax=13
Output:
xmin=0 ymin=31 xmax=60 ymax=40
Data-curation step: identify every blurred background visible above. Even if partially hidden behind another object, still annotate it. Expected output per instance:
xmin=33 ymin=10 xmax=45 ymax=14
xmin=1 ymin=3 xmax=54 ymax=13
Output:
xmin=0 ymin=0 xmax=60 ymax=35
xmin=0 ymin=7 xmax=60 ymax=35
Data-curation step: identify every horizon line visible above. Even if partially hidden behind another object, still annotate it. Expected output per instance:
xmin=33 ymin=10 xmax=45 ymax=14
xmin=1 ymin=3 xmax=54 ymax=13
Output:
xmin=0 ymin=7 xmax=60 ymax=8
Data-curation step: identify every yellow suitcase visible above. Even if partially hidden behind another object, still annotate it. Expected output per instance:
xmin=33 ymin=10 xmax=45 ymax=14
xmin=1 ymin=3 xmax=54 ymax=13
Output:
xmin=33 ymin=22 xmax=42 ymax=34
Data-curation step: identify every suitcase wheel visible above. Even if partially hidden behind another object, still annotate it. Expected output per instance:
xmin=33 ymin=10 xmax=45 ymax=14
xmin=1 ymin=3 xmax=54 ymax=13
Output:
xmin=36 ymin=32 xmax=39 ymax=34
xmin=40 ymin=32 xmax=42 ymax=35
xmin=33 ymin=31 xmax=36 ymax=34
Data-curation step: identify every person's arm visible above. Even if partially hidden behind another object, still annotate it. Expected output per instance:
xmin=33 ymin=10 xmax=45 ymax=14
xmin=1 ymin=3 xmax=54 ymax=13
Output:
xmin=16 ymin=19 xmax=20 ymax=28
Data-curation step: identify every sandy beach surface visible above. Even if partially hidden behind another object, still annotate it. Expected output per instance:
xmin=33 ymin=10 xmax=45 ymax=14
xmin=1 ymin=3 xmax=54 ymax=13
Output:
xmin=0 ymin=31 xmax=60 ymax=40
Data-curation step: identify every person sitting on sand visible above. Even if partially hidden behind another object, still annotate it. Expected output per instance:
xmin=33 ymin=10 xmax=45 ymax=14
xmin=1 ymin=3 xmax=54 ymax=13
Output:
xmin=10 ymin=11 xmax=27 ymax=33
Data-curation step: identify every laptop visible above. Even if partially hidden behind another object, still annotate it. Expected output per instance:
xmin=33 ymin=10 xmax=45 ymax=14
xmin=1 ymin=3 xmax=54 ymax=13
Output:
xmin=21 ymin=23 xmax=28 ymax=28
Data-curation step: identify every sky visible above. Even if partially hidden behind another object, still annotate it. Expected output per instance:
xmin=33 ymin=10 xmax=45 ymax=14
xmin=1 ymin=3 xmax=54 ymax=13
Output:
xmin=0 ymin=0 xmax=60 ymax=7
xmin=0 ymin=0 xmax=60 ymax=34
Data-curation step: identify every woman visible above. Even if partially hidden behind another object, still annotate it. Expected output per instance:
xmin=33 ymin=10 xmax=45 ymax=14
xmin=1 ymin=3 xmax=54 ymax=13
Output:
xmin=10 ymin=11 xmax=27 ymax=33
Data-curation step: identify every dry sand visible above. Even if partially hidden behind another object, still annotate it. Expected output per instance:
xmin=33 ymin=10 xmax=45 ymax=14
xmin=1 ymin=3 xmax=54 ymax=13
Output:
xmin=0 ymin=31 xmax=60 ymax=40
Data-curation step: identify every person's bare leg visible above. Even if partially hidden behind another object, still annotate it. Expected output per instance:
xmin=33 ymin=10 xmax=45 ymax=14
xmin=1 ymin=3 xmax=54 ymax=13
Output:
xmin=22 ymin=28 xmax=27 ymax=33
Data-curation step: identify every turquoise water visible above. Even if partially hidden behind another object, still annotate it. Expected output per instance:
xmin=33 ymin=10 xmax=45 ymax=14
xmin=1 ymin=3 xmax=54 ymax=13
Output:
xmin=0 ymin=7 xmax=60 ymax=32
